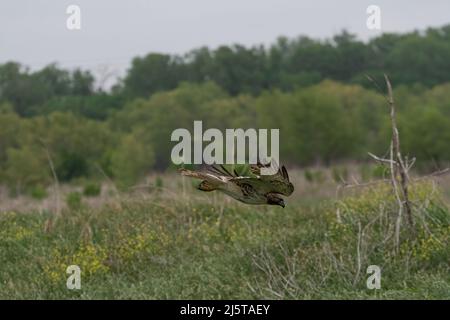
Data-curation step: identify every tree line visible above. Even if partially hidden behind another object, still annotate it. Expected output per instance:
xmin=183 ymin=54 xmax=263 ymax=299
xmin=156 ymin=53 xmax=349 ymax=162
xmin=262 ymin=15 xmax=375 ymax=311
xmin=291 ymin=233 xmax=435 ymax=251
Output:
xmin=2 ymin=25 xmax=450 ymax=118
xmin=1 ymin=25 xmax=450 ymax=193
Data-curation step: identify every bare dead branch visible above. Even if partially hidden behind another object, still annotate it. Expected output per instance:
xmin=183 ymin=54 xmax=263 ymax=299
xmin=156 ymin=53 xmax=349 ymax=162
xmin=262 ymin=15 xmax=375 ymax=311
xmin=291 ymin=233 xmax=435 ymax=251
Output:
xmin=368 ymin=152 xmax=398 ymax=166
xmin=383 ymin=75 xmax=414 ymax=229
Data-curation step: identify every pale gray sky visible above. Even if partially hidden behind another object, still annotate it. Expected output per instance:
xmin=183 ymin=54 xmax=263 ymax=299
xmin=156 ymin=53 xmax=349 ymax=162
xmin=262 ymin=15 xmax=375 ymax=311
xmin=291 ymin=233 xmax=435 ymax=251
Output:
xmin=1 ymin=0 xmax=449 ymax=87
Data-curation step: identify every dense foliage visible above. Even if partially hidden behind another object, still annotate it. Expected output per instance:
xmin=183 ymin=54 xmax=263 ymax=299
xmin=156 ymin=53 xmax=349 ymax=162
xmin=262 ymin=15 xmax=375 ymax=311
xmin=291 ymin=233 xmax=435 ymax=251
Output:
xmin=1 ymin=25 xmax=450 ymax=191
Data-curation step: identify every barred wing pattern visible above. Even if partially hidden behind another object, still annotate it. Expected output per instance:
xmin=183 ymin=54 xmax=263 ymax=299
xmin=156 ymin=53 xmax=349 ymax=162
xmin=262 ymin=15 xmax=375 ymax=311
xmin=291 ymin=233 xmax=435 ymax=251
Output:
xmin=207 ymin=163 xmax=294 ymax=196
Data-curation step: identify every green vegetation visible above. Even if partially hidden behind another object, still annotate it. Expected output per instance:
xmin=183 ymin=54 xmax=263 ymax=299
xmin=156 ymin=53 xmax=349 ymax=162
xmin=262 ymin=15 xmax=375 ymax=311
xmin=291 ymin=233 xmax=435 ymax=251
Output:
xmin=1 ymin=26 xmax=450 ymax=299
xmin=29 ymin=186 xmax=48 ymax=200
xmin=2 ymin=80 xmax=450 ymax=191
xmin=0 ymin=182 xmax=448 ymax=299
xmin=83 ymin=183 xmax=102 ymax=197
xmin=65 ymin=192 xmax=83 ymax=211
xmin=2 ymin=25 xmax=450 ymax=191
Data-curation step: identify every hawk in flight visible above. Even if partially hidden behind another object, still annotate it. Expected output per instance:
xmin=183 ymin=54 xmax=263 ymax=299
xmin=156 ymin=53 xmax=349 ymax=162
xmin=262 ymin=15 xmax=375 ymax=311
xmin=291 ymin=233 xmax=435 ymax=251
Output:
xmin=179 ymin=163 xmax=294 ymax=207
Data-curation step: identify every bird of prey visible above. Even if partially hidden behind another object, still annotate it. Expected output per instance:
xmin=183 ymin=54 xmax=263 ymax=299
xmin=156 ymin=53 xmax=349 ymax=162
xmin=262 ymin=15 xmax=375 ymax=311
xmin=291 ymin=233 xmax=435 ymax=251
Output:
xmin=179 ymin=163 xmax=294 ymax=207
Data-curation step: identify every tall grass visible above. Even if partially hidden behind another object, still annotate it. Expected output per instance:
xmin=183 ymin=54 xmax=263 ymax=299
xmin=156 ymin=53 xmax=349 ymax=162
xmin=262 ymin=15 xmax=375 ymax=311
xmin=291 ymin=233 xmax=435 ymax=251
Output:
xmin=0 ymin=180 xmax=449 ymax=299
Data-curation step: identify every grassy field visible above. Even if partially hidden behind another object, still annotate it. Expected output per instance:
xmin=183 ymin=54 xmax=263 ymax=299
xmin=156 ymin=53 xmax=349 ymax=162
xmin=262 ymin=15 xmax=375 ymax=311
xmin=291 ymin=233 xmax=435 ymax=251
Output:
xmin=0 ymin=171 xmax=449 ymax=299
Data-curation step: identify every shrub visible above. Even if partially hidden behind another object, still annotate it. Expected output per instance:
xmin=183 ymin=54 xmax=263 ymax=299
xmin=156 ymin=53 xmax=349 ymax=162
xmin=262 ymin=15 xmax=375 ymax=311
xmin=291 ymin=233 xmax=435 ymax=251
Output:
xmin=66 ymin=192 xmax=83 ymax=211
xmin=83 ymin=183 xmax=101 ymax=197
xmin=29 ymin=185 xmax=48 ymax=200
xmin=155 ymin=176 xmax=163 ymax=191
xmin=304 ymin=169 xmax=314 ymax=182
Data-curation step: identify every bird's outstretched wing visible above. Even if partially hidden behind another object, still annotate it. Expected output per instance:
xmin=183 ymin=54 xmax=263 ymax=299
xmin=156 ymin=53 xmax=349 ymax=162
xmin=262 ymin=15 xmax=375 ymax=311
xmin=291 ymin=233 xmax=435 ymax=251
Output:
xmin=231 ymin=162 xmax=294 ymax=196
xmin=203 ymin=163 xmax=294 ymax=196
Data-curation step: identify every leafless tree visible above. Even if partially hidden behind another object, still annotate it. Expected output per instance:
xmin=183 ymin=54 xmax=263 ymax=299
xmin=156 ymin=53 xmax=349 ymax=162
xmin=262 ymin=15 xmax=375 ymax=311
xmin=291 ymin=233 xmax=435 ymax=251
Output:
xmin=366 ymin=75 xmax=415 ymax=249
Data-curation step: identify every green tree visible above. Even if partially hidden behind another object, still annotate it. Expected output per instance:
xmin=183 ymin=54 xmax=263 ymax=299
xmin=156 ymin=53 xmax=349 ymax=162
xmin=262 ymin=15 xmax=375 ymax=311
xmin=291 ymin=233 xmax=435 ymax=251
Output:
xmin=124 ymin=53 xmax=186 ymax=97
xmin=111 ymin=133 xmax=155 ymax=188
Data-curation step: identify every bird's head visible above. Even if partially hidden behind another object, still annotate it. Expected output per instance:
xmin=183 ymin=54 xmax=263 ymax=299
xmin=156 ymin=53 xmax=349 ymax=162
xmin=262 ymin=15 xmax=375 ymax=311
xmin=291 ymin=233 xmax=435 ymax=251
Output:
xmin=267 ymin=194 xmax=285 ymax=208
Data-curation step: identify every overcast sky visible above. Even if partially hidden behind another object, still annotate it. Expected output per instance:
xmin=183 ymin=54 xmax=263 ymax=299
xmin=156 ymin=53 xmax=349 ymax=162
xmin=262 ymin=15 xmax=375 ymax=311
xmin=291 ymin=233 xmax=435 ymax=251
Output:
xmin=1 ymin=0 xmax=449 ymax=87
